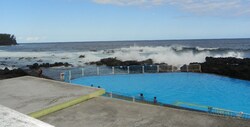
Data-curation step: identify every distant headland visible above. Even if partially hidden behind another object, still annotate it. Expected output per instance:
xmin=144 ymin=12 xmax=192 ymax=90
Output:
xmin=0 ymin=34 xmax=17 ymax=45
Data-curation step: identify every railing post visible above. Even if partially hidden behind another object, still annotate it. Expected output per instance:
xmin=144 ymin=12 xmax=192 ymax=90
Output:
xmin=171 ymin=65 xmax=174 ymax=72
xmin=81 ymin=68 xmax=84 ymax=76
xmin=112 ymin=66 xmax=115 ymax=74
xmin=238 ymin=112 xmax=244 ymax=118
xmin=157 ymin=65 xmax=160 ymax=73
xmin=132 ymin=96 xmax=135 ymax=102
xmin=60 ymin=72 xmax=65 ymax=81
xmin=127 ymin=66 xmax=130 ymax=74
xmin=97 ymin=67 xmax=100 ymax=75
xmin=110 ymin=92 xmax=113 ymax=98
xmin=69 ymin=70 xmax=71 ymax=83
xmin=142 ymin=66 xmax=144 ymax=74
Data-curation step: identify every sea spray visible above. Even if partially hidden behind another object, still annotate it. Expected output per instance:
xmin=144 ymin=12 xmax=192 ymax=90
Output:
xmin=0 ymin=45 xmax=245 ymax=68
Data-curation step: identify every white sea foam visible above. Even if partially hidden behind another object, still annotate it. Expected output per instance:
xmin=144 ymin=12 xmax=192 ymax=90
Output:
xmin=0 ymin=45 xmax=245 ymax=68
xmin=0 ymin=65 xmax=18 ymax=70
xmin=107 ymin=46 xmax=243 ymax=67
xmin=170 ymin=44 xmax=186 ymax=51
xmin=213 ymin=51 xmax=244 ymax=58
xmin=195 ymin=46 xmax=219 ymax=51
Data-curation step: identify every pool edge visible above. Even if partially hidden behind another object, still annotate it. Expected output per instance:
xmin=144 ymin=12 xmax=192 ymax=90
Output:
xmin=28 ymin=89 xmax=105 ymax=119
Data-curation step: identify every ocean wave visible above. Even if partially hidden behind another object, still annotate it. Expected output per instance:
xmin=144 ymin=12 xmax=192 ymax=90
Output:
xmin=0 ymin=45 xmax=246 ymax=68
xmin=173 ymin=46 xmax=228 ymax=52
xmin=0 ymin=65 xmax=18 ymax=70
xmin=195 ymin=47 xmax=219 ymax=51
xmin=170 ymin=45 xmax=250 ymax=52
xmin=109 ymin=46 xmax=244 ymax=67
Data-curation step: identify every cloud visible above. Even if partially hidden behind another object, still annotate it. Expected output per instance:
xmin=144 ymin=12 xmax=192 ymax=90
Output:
xmin=18 ymin=36 xmax=47 ymax=42
xmin=92 ymin=0 xmax=250 ymax=16
xmin=168 ymin=0 xmax=249 ymax=15
xmin=93 ymin=0 xmax=165 ymax=6
xmin=26 ymin=36 xmax=41 ymax=41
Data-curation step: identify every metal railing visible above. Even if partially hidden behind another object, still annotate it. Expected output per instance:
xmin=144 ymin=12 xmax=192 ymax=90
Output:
xmin=61 ymin=65 xmax=250 ymax=119
xmin=102 ymin=91 xmax=250 ymax=120
xmin=174 ymin=101 xmax=250 ymax=119
xmin=63 ymin=64 xmax=178 ymax=82
xmin=103 ymin=91 xmax=160 ymax=105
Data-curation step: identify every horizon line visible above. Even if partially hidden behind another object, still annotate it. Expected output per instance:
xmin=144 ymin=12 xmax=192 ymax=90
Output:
xmin=19 ymin=37 xmax=250 ymax=44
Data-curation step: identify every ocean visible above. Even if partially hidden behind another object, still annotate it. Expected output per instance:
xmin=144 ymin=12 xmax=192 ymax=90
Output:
xmin=1 ymin=38 xmax=250 ymax=70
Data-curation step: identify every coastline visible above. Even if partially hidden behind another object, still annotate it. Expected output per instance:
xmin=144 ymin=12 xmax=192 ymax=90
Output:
xmin=1 ymin=57 xmax=250 ymax=82
xmin=0 ymin=68 xmax=50 ymax=80
xmin=1 ymin=39 xmax=250 ymax=81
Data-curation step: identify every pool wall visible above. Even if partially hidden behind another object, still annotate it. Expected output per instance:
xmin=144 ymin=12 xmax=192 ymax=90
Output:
xmin=64 ymin=66 xmax=250 ymax=119
xmin=102 ymin=91 xmax=250 ymax=119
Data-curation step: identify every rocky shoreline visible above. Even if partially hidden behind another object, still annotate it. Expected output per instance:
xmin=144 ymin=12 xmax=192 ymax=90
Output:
xmin=0 ymin=61 xmax=73 ymax=80
xmin=89 ymin=57 xmax=154 ymax=66
xmin=0 ymin=67 xmax=52 ymax=80
xmin=90 ymin=57 xmax=250 ymax=81
xmin=1 ymin=57 xmax=250 ymax=81
xmin=27 ymin=62 xmax=72 ymax=69
xmin=0 ymin=68 xmax=28 ymax=80
xmin=199 ymin=57 xmax=250 ymax=81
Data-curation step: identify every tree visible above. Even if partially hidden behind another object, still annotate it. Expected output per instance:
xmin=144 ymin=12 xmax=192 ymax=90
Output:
xmin=0 ymin=34 xmax=17 ymax=45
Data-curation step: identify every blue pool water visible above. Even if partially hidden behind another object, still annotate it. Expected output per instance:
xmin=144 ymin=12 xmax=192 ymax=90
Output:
xmin=72 ymin=73 xmax=250 ymax=113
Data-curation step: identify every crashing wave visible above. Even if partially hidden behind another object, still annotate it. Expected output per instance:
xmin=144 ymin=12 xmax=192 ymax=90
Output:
xmin=0 ymin=45 xmax=246 ymax=68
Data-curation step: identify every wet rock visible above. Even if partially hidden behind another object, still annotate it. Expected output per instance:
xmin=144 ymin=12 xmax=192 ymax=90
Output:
xmin=24 ymin=57 xmax=33 ymax=61
xmin=158 ymin=64 xmax=178 ymax=72
xmin=89 ymin=57 xmax=154 ymax=66
xmin=37 ymin=59 xmax=43 ymax=62
xmin=19 ymin=57 xmax=24 ymax=60
xmin=30 ymin=63 xmax=39 ymax=69
xmin=0 ymin=68 xmax=28 ymax=80
xmin=90 ymin=49 xmax=97 ymax=52
xmin=61 ymin=57 xmax=69 ymax=59
xmin=79 ymin=55 xmax=85 ymax=58
xmin=27 ymin=62 xmax=72 ymax=69
xmin=180 ymin=64 xmax=202 ymax=72
xmin=103 ymin=50 xmax=115 ymax=54
xmin=199 ymin=57 xmax=250 ymax=80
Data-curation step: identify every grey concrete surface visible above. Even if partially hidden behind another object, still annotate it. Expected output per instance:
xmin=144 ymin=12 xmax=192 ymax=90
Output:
xmin=0 ymin=104 xmax=54 ymax=127
xmin=40 ymin=97 xmax=250 ymax=127
xmin=0 ymin=76 xmax=99 ymax=114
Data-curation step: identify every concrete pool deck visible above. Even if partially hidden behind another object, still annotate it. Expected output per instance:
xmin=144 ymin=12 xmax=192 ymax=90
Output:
xmin=0 ymin=76 xmax=104 ymax=117
xmin=40 ymin=97 xmax=250 ymax=127
xmin=0 ymin=104 xmax=54 ymax=127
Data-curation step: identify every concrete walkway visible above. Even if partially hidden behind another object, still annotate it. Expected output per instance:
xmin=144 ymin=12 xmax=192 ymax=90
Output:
xmin=40 ymin=97 xmax=250 ymax=127
xmin=0 ymin=104 xmax=54 ymax=127
xmin=0 ymin=76 xmax=101 ymax=114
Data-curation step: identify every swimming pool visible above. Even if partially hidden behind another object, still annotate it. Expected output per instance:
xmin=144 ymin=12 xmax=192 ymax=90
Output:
xmin=72 ymin=73 xmax=250 ymax=113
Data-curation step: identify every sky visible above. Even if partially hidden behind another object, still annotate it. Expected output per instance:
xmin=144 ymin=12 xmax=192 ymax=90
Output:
xmin=1 ymin=0 xmax=250 ymax=43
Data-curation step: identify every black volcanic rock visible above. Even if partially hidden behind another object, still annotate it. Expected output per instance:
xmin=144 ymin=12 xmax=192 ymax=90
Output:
xmin=27 ymin=62 xmax=72 ymax=69
xmin=79 ymin=55 xmax=85 ymax=58
xmin=0 ymin=67 xmax=52 ymax=80
xmin=0 ymin=68 xmax=28 ymax=79
xmin=90 ymin=58 xmax=154 ymax=66
xmin=200 ymin=57 xmax=250 ymax=80
xmin=0 ymin=34 xmax=17 ymax=45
